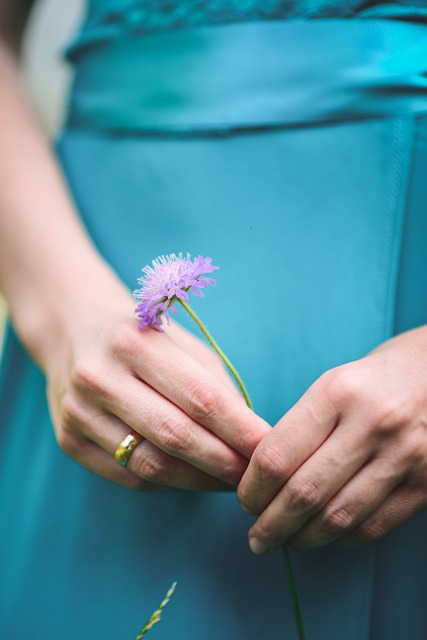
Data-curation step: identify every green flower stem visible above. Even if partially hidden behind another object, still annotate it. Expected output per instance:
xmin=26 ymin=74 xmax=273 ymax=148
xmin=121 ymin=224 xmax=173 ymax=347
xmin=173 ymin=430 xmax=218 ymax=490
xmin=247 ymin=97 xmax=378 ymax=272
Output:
xmin=178 ymin=297 xmax=305 ymax=640
xmin=177 ymin=299 xmax=253 ymax=410
xmin=282 ymin=545 xmax=306 ymax=640
xmin=134 ymin=582 xmax=177 ymax=639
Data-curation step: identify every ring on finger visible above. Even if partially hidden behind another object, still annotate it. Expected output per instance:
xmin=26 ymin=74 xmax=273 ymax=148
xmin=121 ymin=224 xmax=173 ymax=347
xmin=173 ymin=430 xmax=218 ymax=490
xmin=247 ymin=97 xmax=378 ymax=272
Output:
xmin=114 ymin=430 xmax=144 ymax=467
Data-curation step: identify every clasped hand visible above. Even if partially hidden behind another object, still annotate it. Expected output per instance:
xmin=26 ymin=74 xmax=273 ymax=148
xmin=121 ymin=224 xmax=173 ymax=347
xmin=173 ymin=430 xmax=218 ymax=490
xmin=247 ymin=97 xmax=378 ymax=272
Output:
xmin=48 ymin=294 xmax=427 ymax=549
xmin=238 ymin=326 xmax=427 ymax=552
xmin=47 ymin=297 xmax=269 ymax=492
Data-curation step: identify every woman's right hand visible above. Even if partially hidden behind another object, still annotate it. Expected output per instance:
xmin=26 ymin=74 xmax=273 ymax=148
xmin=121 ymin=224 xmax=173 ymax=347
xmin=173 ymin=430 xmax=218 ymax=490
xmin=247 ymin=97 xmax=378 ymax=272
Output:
xmin=46 ymin=285 xmax=270 ymax=492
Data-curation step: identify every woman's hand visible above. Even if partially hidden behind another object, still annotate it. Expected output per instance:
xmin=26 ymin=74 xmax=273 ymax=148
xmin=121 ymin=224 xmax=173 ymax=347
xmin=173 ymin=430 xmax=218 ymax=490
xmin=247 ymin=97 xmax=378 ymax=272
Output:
xmin=47 ymin=286 xmax=270 ymax=492
xmin=0 ymin=42 xmax=270 ymax=494
xmin=237 ymin=326 xmax=427 ymax=553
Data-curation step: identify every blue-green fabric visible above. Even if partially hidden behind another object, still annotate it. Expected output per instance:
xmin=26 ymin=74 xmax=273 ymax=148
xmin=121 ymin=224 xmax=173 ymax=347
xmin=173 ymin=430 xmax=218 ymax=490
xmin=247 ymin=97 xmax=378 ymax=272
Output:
xmin=1 ymin=2 xmax=427 ymax=639
xmin=66 ymin=20 xmax=427 ymax=131
xmin=68 ymin=0 xmax=427 ymax=55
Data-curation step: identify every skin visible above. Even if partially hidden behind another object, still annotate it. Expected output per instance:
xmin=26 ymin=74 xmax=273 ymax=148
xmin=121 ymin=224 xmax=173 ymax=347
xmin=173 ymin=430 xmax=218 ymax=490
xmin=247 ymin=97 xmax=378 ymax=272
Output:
xmin=0 ymin=0 xmax=270 ymax=492
xmin=238 ymin=326 xmax=427 ymax=552
xmin=2 ymin=0 xmax=427 ymax=552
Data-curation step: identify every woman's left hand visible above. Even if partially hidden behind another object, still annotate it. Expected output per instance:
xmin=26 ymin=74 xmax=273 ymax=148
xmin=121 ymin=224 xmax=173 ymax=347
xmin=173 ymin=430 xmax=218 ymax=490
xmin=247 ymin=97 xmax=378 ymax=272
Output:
xmin=237 ymin=326 xmax=427 ymax=553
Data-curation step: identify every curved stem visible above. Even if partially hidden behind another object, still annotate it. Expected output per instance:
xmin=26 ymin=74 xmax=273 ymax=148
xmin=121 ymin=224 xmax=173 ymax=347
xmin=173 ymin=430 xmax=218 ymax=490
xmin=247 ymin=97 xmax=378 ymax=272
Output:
xmin=282 ymin=545 xmax=306 ymax=640
xmin=177 ymin=299 xmax=253 ymax=410
xmin=177 ymin=297 xmax=305 ymax=640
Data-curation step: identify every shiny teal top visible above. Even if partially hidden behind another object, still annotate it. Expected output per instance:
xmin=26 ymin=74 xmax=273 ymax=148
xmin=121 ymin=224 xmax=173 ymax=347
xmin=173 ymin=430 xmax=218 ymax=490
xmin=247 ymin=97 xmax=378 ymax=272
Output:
xmin=68 ymin=0 xmax=427 ymax=57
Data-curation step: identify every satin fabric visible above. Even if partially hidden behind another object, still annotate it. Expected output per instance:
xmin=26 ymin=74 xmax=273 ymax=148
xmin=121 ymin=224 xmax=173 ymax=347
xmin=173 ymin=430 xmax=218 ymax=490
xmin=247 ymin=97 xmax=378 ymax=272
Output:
xmin=67 ymin=20 xmax=427 ymax=132
xmin=1 ymin=7 xmax=427 ymax=640
xmin=70 ymin=0 xmax=427 ymax=47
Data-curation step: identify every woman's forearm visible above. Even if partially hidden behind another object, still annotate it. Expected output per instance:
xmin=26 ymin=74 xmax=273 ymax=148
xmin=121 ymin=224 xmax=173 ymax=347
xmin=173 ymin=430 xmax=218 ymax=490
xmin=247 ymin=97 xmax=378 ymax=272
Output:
xmin=0 ymin=43 xmax=128 ymax=368
xmin=0 ymin=3 xmax=273 ymax=496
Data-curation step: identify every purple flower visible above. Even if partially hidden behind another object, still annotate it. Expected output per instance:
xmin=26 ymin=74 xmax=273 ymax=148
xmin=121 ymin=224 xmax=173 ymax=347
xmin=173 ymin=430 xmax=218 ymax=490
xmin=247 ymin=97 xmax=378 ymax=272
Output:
xmin=134 ymin=253 xmax=219 ymax=328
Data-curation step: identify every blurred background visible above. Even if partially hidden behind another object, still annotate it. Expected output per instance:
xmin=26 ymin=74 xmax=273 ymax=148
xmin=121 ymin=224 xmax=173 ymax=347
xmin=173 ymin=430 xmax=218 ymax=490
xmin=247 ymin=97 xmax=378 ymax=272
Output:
xmin=0 ymin=0 xmax=83 ymax=343
xmin=23 ymin=0 xmax=83 ymax=133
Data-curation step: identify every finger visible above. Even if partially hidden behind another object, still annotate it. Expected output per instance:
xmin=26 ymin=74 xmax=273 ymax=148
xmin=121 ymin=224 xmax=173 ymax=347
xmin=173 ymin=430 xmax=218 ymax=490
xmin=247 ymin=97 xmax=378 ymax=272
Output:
xmin=337 ymin=483 xmax=427 ymax=548
xmin=163 ymin=322 xmax=243 ymax=399
xmin=60 ymin=413 xmax=233 ymax=492
xmin=99 ymin=373 xmax=251 ymax=485
xmin=57 ymin=425 xmax=158 ymax=489
xmin=124 ymin=326 xmax=271 ymax=456
xmin=126 ymin=437 xmax=234 ymax=490
xmin=237 ymin=377 xmax=339 ymax=515
xmin=245 ymin=421 xmax=373 ymax=553
xmin=69 ymin=438 xmax=230 ymax=491
xmin=70 ymin=338 xmax=252 ymax=485
xmin=289 ymin=456 xmax=405 ymax=550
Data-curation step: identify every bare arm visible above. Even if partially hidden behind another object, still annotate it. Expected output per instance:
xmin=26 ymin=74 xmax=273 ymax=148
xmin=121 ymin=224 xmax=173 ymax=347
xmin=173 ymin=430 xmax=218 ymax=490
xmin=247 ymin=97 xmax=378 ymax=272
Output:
xmin=0 ymin=1 xmax=269 ymax=490
xmin=0 ymin=0 xmax=126 ymax=365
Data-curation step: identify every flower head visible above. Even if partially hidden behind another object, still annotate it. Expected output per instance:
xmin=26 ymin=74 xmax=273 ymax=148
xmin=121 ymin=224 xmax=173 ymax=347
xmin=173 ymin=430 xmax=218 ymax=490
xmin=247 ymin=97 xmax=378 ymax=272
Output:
xmin=134 ymin=252 xmax=219 ymax=328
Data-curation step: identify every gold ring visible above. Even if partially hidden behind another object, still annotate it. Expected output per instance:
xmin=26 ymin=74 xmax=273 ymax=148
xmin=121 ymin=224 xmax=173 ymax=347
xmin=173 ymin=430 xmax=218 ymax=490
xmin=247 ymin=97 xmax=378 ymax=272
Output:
xmin=114 ymin=430 xmax=143 ymax=467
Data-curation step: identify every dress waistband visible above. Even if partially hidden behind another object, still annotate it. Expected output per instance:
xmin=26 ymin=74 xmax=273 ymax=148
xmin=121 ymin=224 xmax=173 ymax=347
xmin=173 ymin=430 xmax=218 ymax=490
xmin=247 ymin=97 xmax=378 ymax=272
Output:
xmin=66 ymin=19 xmax=427 ymax=133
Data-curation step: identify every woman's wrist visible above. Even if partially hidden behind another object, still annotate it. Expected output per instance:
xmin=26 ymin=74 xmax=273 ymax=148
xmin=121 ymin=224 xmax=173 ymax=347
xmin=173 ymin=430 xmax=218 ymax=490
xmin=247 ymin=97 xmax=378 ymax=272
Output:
xmin=0 ymin=44 xmax=135 ymax=369
xmin=9 ymin=250 xmax=132 ymax=372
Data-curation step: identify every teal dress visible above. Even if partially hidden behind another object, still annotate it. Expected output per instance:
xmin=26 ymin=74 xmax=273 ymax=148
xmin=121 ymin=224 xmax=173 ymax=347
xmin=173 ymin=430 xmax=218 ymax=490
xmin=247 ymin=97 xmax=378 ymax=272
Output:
xmin=1 ymin=2 xmax=427 ymax=638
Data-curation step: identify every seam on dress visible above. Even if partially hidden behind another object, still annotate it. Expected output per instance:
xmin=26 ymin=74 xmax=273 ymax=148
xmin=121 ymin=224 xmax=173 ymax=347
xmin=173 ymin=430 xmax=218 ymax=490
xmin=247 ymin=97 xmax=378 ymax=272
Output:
xmin=367 ymin=120 xmax=413 ymax=637
xmin=374 ymin=116 xmax=414 ymax=345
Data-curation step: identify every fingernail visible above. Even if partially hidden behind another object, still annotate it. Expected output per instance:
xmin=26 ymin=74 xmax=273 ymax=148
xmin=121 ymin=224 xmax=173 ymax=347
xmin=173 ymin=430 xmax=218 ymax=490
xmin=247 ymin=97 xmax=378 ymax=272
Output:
xmin=249 ymin=537 xmax=273 ymax=555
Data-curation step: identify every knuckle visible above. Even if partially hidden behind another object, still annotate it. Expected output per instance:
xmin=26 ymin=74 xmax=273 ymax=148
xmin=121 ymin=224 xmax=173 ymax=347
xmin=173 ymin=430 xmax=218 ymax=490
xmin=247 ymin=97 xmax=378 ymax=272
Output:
xmin=219 ymin=459 xmax=244 ymax=487
xmin=254 ymin=442 xmax=288 ymax=483
xmin=287 ymin=477 xmax=322 ymax=514
xmin=373 ymin=396 xmax=413 ymax=436
xmin=237 ymin=482 xmax=255 ymax=513
xmin=403 ymin=431 xmax=427 ymax=467
xmin=71 ymin=357 xmax=106 ymax=395
xmin=186 ymin=381 xmax=221 ymax=423
xmin=233 ymin=413 xmax=270 ymax=457
xmin=60 ymin=393 xmax=105 ymax=437
xmin=108 ymin=320 xmax=138 ymax=356
xmin=156 ymin=417 xmax=193 ymax=455
xmin=319 ymin=365 xmax=362 ymax=407
xmin=254 ymin=519 xmax=282 ymax=548
xmin=60 ymin=392 xmax=82 ymax=431
xmin=56 ymin=430 xmax=81 ymax=458
xmin=135 ymin=454 xmax=170 ymax=484
xmin=358 ymin=519 xmax=387 ymax=542
xmin=323 ymin=504 xmax=355 ymax=535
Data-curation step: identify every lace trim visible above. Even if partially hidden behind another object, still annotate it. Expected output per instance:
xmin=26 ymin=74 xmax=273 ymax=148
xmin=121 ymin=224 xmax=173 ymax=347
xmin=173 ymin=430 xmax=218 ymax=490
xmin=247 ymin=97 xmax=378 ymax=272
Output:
xmin=66 ymin=0 xmax=427 ymax=59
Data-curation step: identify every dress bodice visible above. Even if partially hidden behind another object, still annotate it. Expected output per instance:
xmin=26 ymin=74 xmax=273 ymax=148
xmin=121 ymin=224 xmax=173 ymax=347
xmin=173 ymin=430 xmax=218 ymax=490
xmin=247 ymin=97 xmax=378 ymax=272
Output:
xmin=68 ymin=0 xmax=427 ymax=58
